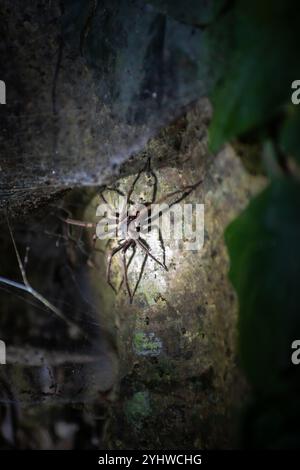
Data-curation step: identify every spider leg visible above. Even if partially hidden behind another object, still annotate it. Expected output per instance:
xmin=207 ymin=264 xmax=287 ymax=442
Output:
xmin=137 ymin=237 xmax=168 ymax=271
xmin=61 ymin=218 xmax=96 ymax=229
xmin=104 ymin=186 xmax=125 ymax=198
xmin=157 ymin=179 xmax=203 ymax=208
xmin=118 ymin=243 xmax=136 ymax=292
xmin=152 ymin=225 xmax=166 ymax=268
xmin=59 ymin=216 xmax=99 ymax=266
xmin=141 ymin=158 xmax=158 ymax=233
xmin=146 ymin=179 xmax=203 ymax=227
xmin=99 ymin=189 xmax=129 ymax=239
xmin=102 ymin=185 xmax=136 ymax=205
xmin=126 ymin=159 xmax=149 ymax=204
xmin=147 ymin=157 xmax=158 ymax=205
xmin=99 ymin=191 xmax=115 ymax=213
xmin=132 ymin=252 xmax=148 ymax=298
xmin=121 ymin=246 xmax=133 ymax=303
xmin=106 ymin=242 xmax=127 ymax=293
xmin=168 ymin=179 xmax=203 ymax=208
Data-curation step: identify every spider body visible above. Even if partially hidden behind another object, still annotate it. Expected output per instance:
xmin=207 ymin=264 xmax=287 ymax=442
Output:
xmin=104 ymin=200 xmax=168 ymax=303
xmin=63 ymin=159 xmax=202 ymax=303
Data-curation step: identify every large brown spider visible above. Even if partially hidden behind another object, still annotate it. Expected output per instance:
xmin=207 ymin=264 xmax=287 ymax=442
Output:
xmin=63 ymin=160 xmax=202 ymax=303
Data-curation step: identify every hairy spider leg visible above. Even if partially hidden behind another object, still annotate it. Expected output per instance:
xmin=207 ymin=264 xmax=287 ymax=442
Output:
xmin=100 ymin=189 xmax=130 ymax=239
xmin=137 ymin=237 xmax=168 ymax=271
xmin=106 ymin=240 xmax=131 ymax=293
xmin=156 ymin=179 xmax=203 ymax=208
xmin=122 ymin=248 xmax=133 ymax=303
xmin=118 ymin=244 xmax=136 ymax=292
xmin=146 ymin=157 xmax=158 ymax=206
xmin=132 ymin=252 xmax=148 ymax=299
xmin=63 ymin=218 xmax=97 ymax=229
xmin=141 ymin=157 xmax=158 ymax=234
xmin=151 ymin=224 xmax=167 ymax=268
xmin=142 ymin=179 xmax=203 ymax=234
xmin=99 ymin=192 xmax=116 ymax=216
xmin=126 ymin=162 xmax=148 ymax=204
xmin=103 ymin=186 xmax=126 ymax=198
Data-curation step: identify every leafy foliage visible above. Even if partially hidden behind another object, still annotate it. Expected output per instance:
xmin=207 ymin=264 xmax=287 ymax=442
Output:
xmin=209 ymin=0 xmax=300 ymax=152
xmin=280 ymin=108 xmax=300 ymax=166
xmin=225 ymin=179 xmax=300 ymax=393
xmin=209 ymin=0 xmax=300 ymax=448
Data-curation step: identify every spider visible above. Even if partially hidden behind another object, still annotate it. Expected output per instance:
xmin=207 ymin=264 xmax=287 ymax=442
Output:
xmin=63 ymin=160 xmax=202 ymax=303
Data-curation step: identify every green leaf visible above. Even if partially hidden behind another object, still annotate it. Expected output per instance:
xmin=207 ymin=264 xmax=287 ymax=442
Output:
xmin=280 ymin=108 xmax=300 ymax=166
xmin=209 ymin=0 xmax=300 ymax=151
xmin=225 ymin=179 xmax=300 ymax=392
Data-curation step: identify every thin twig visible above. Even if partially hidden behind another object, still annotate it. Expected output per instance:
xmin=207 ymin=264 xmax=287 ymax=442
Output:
xmin=0 ymin=217 xmax=84 ymax=336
